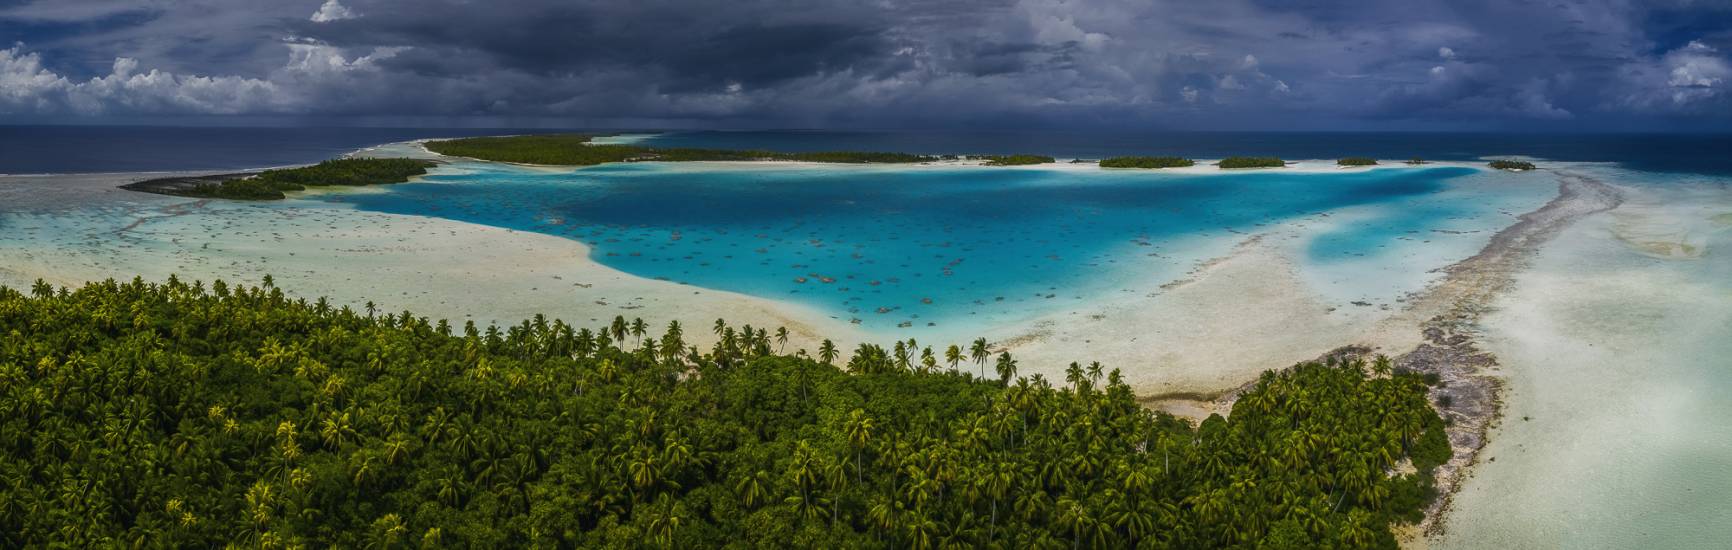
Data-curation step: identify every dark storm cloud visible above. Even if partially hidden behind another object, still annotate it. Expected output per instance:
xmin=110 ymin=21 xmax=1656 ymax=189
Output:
xmin=1 ymin=0 xmax=1730 ymax=129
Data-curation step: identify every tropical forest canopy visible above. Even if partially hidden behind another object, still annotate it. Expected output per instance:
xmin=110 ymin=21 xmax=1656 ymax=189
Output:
xmin=0 ymin=277 xmax=1450 ymax=548
xmin=1487 ymin=160 xmax=1537 ymax=171
xmin=965 ymin=154 xmax=1057 ymax=166
xmin=1336 ymin=158 xmax=1379 ymax=166
xmin=1099 ymin=156 xmax=1197 ymax=169
xmin=423 ymin=135 xmax=938 ymax=166
xmin=179 ymin=158 xmax=438 ymax=200
xmin=1216 ymin=157 xmax=1287 ymax=169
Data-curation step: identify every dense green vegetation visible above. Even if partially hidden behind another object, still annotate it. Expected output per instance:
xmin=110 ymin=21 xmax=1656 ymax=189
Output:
xmin=184 ymin=158 xmax=438 ymax=200
xmin=1099 ymin=156 xmax=1196 ymax=169
xmin=0 ymin=277 xmax=1450 ymax=548
xmin=1216 ymin=157 xmax=1286 ymax=169
xmin=967 ymin=154 xmax=1057 ymax=166
xmin=423 ymin=135 xmax=937 ymax=166
xmin=1488 ymin=160 xmax=1536 ymax=171
xmin=654 ymin=149 xmax=937 ymax=164
xmin=423 ymin=135 xmax=644 ymax=165
xmin=1337 ymin=157 xmax=1379 ymax=167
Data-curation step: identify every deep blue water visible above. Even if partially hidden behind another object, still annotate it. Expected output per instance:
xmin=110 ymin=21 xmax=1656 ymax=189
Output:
xmin=5 ymin=126 xmax=1730 ymax=176
xmin=320 ymin=162 xmax=1483 ymax=329
xmin=0 ymin=126 xmax=579 ymax=174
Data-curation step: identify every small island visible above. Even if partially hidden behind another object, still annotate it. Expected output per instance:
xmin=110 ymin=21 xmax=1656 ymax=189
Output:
xmin=1099 ymin=156 xmax=1196 ymax=169
xmin=1488 ymin=159 xmax=1537 ymax=171
xmin=1337 ymin=157 xmax=1379 ymax=166
xmin=123 ymin=158 xmax=438 ymax=200
xmin=425 ymin=134 xmax=939 ymax=166
xmin=1406 ymin=157 xmax=1428 ymax=165
xmin=425 ymin=135 xmax=1070 ymax=167
xmin=1217 ymin=156 xmax=1287 ymax=169
xmin=967 ymin=154 xmax=1056 ymax=166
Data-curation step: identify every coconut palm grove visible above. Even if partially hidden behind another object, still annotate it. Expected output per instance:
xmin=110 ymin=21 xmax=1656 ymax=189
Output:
xmin=0 ymin=277 xmax=1450 ymax=548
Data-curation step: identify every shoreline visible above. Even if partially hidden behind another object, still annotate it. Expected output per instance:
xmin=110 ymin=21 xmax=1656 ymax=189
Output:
xmin=5 ymin=142 xmax=1585 ymax=542
xmin=1400 ymin=171 xmax=1623 ymax=538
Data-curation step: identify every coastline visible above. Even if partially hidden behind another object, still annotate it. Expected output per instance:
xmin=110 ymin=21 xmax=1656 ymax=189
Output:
xmin=1392 ymin=171 xmax=1623 ymax=537
xmin=3 ymin=140 xmax=1584 ymax=542
xmin=0 ymin=171 xmax=864 ymax=358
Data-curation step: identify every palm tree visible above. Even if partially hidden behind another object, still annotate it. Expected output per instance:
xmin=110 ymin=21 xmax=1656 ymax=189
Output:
xmin=647 ymin=495 xmax=684 ymax=548
xmin=969 ymin=338 xmax=990 ymax=380
xmin=735 ymin=470 xmax=771 ymax=509
xmin=775 ymin=327 xmax=789 ymax=353
xmin=818 ymin=339 xmax=838 ymax=365
xmin=944 ymin=344 xmax=962 ymax=372
xmin=843 ymin=409 xmax=874 ymax=483
xmin=629 ymin=318 xmax=647 ymax=348
xmin=994 ymin=351 xmax=1018 ymax=385
xmin=610 ymin=316 xmax=629 ymax=346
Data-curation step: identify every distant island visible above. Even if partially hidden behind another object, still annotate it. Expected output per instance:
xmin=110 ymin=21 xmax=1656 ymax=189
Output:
xmin=123 ymin=158 xmax=437 ymax=200
xmin=966 ymin=154 xmax=1056 ymax=166
xmin=1217 ymin=156 xmax=1287 ymax=169
xmin=425 ymin=134 xmax=940 ymax=166
xmin=115 ymin=136 xmax=1504 ymax=204
xmin=1099 ymin=156 xmax=1196 ymax=169
xmin=1488 ymin=159 xmax=1537 ymax=171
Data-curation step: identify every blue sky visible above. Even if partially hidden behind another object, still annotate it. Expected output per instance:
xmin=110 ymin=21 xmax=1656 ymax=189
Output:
xmin=2 ymin=0 xmax=1730 ymax=130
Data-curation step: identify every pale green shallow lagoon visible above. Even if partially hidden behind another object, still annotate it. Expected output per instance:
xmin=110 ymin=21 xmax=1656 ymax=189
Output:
xmin=1437 ymin=166 xmax=1732 ymax=548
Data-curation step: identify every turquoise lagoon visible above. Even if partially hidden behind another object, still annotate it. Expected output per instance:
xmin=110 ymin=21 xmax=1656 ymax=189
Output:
xmin=311 ymin=161 xmax=1545 ymax=334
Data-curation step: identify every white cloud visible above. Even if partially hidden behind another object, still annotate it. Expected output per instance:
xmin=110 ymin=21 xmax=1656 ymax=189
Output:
xmin=0 ymin=41 xmax=411 ymax=116
xmin=310 ymin=0 xmax=356 ymax=23
xmin=1666 ymin=41 xmax=1728 ymax=89
xmin=0 ymin=45 xmax=71 ymax=111
xmin=1438 ymin=46 xmax=1455 ymax=60
xmin=1619 ymin=39 xmax=1732 ymax=110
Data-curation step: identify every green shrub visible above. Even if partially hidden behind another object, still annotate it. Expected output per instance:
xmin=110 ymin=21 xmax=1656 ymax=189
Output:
xmin=1338 ymin=157 xmax=1379 ymax=166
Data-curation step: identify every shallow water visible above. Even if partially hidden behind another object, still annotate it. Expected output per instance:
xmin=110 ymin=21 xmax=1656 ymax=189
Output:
xmin=309 ymin=162 xmax=1540 ymax=335
xmin=1439 ymin=167 xmax=1732 ymax=549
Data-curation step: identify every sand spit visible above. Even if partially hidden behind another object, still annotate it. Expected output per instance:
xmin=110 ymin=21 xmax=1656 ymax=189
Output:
xmin=1374 ymin=172 xmax=1621 ymax=537
xmin=1083 ymin=170 xmax=1622 ymax=542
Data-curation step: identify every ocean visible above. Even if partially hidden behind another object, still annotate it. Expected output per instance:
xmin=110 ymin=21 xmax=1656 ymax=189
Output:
xmin=4 ymin=126 xmax=1730 ymax=175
